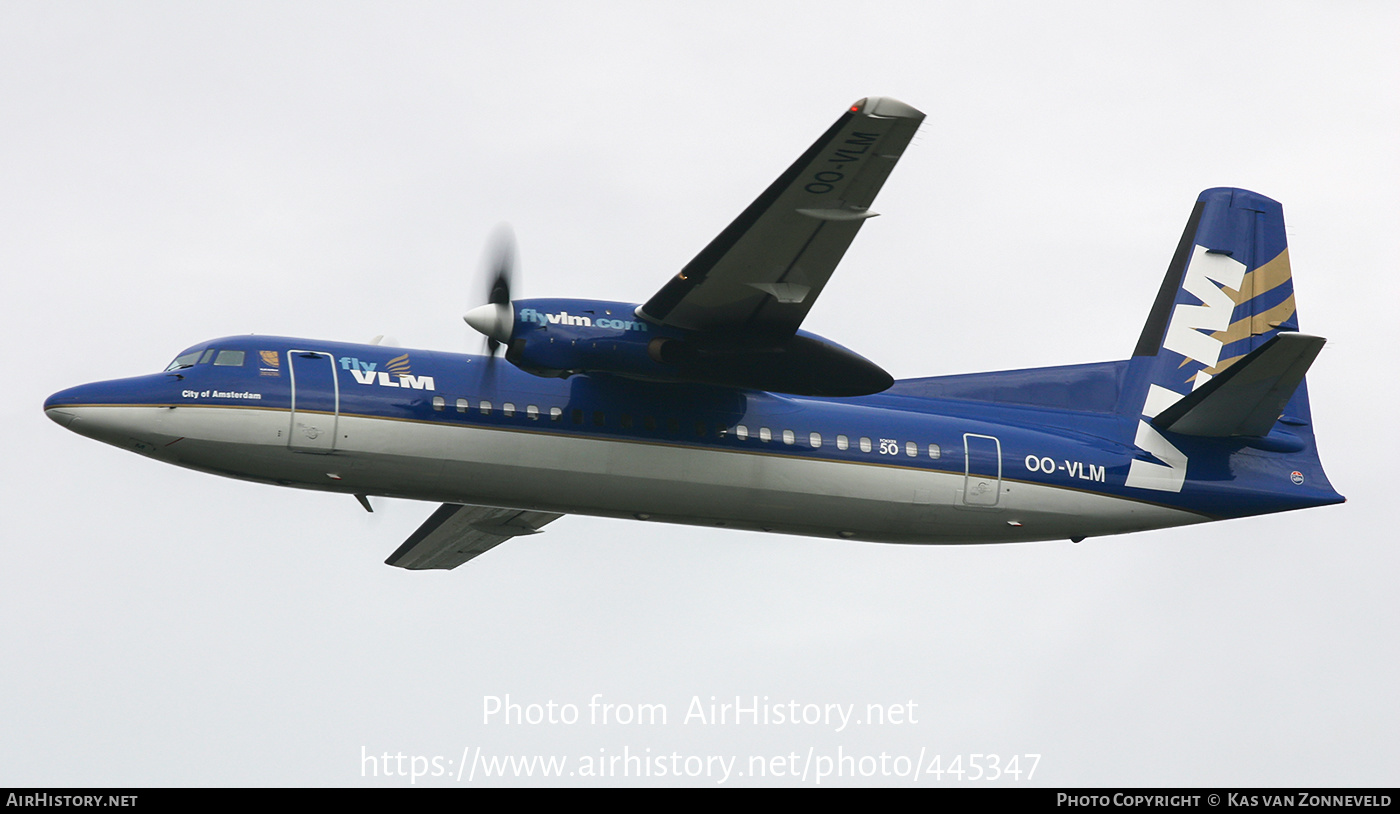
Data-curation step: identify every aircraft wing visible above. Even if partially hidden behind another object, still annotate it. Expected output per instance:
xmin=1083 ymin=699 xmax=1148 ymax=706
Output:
xmin=384 ymin=503 xmax=563 ymax=570
xmin=638 ymin=97 xmax=925 ymax=337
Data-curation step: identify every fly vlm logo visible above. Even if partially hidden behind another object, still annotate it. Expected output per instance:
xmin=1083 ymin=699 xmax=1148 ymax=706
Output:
xmin=518 ymin=308 xmax=649 ymax=332
xmin=1126 ymin=245 xmax=1247 ymax=493
xmin=341 ymin=353 xmax=436 ymax=390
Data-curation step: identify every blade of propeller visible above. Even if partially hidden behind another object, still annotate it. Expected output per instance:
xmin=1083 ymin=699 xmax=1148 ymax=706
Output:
xmin=466 ymin=225 xmax=517 ymax=360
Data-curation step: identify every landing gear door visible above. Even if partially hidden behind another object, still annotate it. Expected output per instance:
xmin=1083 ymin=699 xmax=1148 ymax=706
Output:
xmin=288 ymin=350 xmax=339 ymax=453
xmin=962 ymin=433 xmax=1002 ymax=507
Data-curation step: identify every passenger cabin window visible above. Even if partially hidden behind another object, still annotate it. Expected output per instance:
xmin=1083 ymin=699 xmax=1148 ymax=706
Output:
xmin=836 ymin=435 xmax=849 ymax=451
xmin=456 ymin=398 xmax=469 ymax=413
xmin=859 ymin=437 xmax=872 ymax=453
xmin=502 ymin=403 xmax=516 ymax=418
xmin=735 ymin=425 xmax=749 ymax=440
xmin=809 ymin=432 xmax=822 ymax=448
xmin=759 ymin=427 xmax=772 ymax=443
xmin=928 ymin=444 xmax=941 ymax=460
xmin=432 ymin=396 xmax=445 ymax=411
xmin=906 ymin=441 xmax=918 ymax=457
xmin=213 ymin=350 xmax=245 ymax=367
xmin=550 ymin=407 xmax=562 ymax=421
xmin=479 ymin=400 xmax=493 ymax=415
xmin=781 ymin=429 xmax=795 ymax=445
xmin=526 ymin=405 xmax=539 ymax=420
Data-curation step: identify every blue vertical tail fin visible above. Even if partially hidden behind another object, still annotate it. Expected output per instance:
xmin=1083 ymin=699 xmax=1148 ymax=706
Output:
xmin=1127 ymin=188 xmax=1299 ymax=407
xmin=1118 ymin=188 xmax=1342 ymax=509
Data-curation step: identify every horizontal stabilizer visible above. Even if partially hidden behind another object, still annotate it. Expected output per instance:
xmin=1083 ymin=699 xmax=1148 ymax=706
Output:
xmin=1152 ymin=333 xmax=1325 ymax=437
xmin=385 ymin=503 xmax=563 ymax=570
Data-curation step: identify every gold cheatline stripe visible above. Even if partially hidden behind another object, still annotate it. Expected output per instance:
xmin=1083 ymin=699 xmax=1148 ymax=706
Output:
xmin=1215 ymin=248 xmax=1294 ymax=337
xmin=1219 ymin=248 xmax=1291 ymax=305
xmin=1182 ymin=292 xmax=1298 ymax=373
xmin=1176 ymin=248 xmax=1296 ymax=371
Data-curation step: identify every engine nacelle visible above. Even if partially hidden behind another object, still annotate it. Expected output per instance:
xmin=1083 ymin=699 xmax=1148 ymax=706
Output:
xmin=496 ymin=298 xmax=892 ymax=397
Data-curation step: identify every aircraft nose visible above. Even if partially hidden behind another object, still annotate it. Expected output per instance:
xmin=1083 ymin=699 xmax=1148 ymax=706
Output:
xmin=44 ymin=385 xmax=86 ymax=428
xmin=43 ymin=377 xmax=178 ymax=452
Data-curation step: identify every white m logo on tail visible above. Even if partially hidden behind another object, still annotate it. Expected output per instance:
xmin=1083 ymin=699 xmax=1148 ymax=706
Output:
xmin=1127 ymin=417 xmax=1188 ymax=492
xmin=1127 ymin=246 xmax=1245 ymax=492
xmin=1162 ymin=245 xmax=1246 ymax=368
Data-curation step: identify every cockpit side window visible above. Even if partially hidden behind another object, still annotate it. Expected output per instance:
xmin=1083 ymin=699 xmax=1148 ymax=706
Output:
xmin=199 ymin=349 xmax=216 ymax=364
xmin=213 ymin=350 xmax=246 ymax=367
xmin=165 ymin=351 xmax=203 ymax=371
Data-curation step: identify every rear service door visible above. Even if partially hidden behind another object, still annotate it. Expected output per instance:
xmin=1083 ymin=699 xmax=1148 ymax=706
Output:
xmin=962 ymin=433 xmax=1002 ymax=506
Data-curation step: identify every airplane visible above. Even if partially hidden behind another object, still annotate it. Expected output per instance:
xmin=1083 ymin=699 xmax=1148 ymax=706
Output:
xmin=44 ymin=97 xmax=1344 ymax=570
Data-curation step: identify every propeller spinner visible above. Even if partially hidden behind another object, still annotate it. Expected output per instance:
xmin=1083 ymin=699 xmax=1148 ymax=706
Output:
xmin=464 ymin=226 xmax=516 ymax=352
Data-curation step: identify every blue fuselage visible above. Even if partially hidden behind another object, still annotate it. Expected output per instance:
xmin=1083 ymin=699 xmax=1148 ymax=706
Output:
xmin=43 ymin=334 xmax=1343 ymax=546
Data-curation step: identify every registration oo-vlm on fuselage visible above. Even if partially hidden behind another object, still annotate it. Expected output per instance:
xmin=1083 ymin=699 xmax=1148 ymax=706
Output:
xmin=44 ymin=97 xmax=1344 ymax=569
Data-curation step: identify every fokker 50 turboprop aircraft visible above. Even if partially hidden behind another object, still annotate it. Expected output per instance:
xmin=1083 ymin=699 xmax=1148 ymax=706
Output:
xmin=45 ymin=97 xmax=1343 ymax=569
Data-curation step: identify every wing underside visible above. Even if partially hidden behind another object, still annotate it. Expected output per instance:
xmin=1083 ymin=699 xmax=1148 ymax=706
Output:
xmin=639 ymin=97 xmax=925 ymax=337
xmin=385 ymin=504 xmax=563 ymax=570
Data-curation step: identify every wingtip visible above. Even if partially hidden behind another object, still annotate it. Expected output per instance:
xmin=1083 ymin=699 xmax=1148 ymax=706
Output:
xmin=851 ymin=97 xmax=925 ymax=121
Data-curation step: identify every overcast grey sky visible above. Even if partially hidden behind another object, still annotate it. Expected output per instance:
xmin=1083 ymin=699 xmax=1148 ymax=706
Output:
xmin=4 ymin=1 xmax=1397 ymax=787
